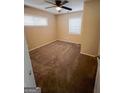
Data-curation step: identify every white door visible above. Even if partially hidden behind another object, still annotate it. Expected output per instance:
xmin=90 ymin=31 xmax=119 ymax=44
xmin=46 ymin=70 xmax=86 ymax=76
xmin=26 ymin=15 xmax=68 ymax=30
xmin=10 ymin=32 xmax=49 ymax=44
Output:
xmin=24 ymin=38 xmax=36 ymax=87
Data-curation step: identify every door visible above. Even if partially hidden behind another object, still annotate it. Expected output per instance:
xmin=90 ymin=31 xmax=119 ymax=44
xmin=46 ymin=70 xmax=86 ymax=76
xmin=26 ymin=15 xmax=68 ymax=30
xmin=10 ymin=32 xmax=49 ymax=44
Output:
xmin=24 ymin=38 xmax=36 ymax=87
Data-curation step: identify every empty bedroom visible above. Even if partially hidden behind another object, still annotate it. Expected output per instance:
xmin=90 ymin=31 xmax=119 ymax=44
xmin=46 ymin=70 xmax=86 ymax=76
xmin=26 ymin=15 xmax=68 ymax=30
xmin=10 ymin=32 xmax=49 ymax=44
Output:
xmin=24 ymin=0 xmax=100 ymax=93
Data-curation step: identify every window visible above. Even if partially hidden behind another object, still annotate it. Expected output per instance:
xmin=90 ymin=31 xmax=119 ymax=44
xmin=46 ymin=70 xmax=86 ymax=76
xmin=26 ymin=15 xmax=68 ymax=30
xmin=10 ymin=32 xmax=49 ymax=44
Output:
xmin=69 ymin=17 xmax=82 ymax=34
xmin=24 ymin=15 xmax=48 ymax=26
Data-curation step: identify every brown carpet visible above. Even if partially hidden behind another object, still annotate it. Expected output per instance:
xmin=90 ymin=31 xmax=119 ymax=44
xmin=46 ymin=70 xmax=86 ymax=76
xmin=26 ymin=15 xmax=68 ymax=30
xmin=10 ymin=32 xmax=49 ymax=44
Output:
xmin=29 ymin=40 xmax=97 ymax=93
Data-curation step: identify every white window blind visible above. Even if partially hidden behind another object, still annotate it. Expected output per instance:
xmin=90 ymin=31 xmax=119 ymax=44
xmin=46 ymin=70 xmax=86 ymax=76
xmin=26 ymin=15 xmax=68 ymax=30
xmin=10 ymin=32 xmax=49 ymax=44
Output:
xmin=69 ymin=17 xmax=81 ymax=34
xmin=24 ymin=15 xmax=48 ymax=26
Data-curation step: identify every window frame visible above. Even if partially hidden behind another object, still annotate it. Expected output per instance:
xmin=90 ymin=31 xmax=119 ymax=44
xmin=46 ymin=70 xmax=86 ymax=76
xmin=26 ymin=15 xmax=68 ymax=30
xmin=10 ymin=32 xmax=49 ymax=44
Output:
xmin=69 ymin=17 xmax=82 ymax=35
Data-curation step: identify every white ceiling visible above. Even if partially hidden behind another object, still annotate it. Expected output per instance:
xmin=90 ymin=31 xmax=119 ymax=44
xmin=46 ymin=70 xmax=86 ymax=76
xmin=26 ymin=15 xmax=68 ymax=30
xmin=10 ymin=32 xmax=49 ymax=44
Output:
xmin=24 ymin=0 xmax=84 ymax=15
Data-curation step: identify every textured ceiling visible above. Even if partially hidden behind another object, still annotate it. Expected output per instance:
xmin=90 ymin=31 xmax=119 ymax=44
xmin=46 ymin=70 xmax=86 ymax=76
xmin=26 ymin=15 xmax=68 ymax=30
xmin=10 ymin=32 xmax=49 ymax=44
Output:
xmin=24 ymin=0 xmax=84 ymax=15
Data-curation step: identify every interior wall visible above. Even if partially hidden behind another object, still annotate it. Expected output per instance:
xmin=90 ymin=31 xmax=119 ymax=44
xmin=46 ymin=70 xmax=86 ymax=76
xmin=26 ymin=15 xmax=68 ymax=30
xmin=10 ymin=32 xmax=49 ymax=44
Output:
xmin=56 ymin=12 xmax=82 ymax=44
xmin=81 ymin=0 xmax=100 ymax=56
xmin=24 ymin=7 xmax=57 ymax=51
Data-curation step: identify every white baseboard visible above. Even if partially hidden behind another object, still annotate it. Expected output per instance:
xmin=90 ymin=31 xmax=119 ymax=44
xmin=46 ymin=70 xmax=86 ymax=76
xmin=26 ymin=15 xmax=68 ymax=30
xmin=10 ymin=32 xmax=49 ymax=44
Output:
xmin=29 ymin=40 xmax=97 ymax=58
xmin=80 ymin=52 xmax=96 ymax=57
xmin=29 ymin=40 xmax=57 ymax=52
xmin=57 ymin=39 xmax=81 ymax=45
xmin=29 ymin=39 xmax=80 ymax=52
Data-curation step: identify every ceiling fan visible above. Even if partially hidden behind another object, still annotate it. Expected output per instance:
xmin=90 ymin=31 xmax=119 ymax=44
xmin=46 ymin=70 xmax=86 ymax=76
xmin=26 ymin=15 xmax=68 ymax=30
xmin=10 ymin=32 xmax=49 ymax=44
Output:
xmin=45 ymin=0 xmax=72 ymax=12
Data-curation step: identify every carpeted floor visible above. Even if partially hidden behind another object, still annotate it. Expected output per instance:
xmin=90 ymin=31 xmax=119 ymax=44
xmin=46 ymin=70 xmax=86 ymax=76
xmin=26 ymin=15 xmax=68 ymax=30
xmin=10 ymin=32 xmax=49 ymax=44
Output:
xmin=29 ymin=40 xmax=97 ymax=93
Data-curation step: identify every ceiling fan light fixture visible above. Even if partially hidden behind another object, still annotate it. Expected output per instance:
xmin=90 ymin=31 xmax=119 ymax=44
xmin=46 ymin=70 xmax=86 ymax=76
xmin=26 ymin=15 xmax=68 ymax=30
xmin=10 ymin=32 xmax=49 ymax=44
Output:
xmin=56 ymin=7 xmax=61 ymax=11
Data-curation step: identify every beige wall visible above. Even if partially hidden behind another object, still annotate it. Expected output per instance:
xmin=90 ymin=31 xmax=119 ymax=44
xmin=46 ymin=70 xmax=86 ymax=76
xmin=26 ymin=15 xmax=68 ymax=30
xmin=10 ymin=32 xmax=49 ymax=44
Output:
xmin=56 ymin=12 xmax=82 ymax=44
xmin=81 ymin=0 xmax=100 ymax=56
xmin=24 ymin=7 xmax=57 ymax=50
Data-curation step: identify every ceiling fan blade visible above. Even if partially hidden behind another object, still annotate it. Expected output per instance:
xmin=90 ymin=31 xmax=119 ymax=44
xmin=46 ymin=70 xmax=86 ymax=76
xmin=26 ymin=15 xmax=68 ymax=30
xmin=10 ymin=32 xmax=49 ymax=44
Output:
xmin=61 ymin=6 xmax=72 ymax=11
xmin=61 ymin=0 xmax=69 ymax=5
xmin=45 ymin=0 xmax=56 ymax=5
xmin=45 ymin=6 xmax=56 ymax=9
